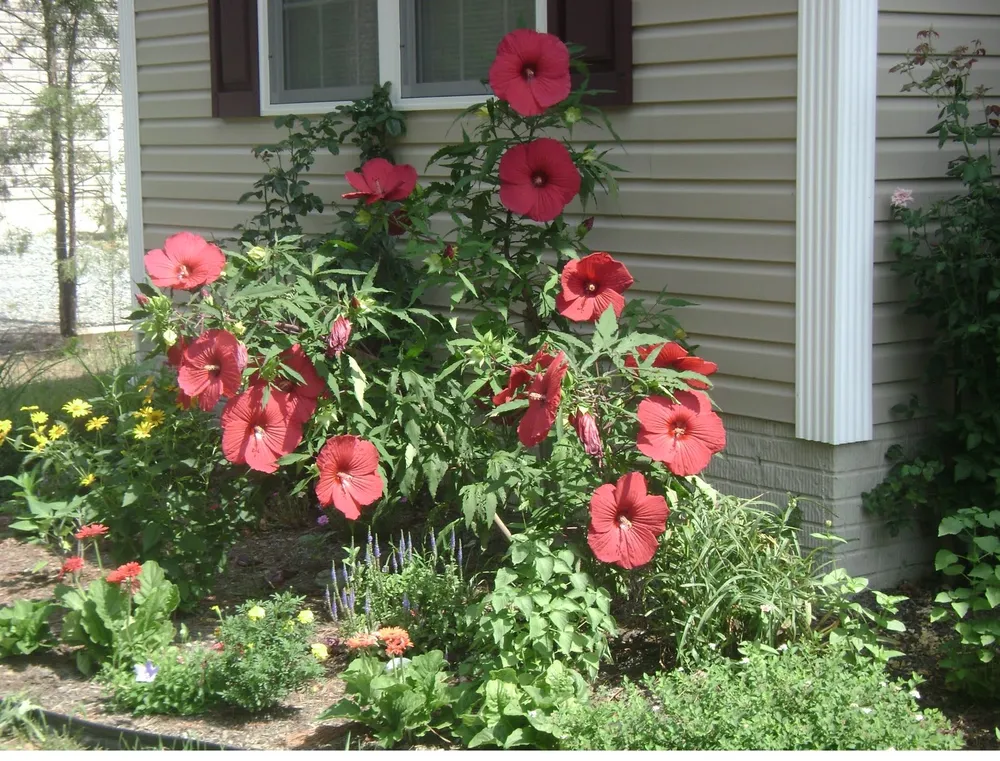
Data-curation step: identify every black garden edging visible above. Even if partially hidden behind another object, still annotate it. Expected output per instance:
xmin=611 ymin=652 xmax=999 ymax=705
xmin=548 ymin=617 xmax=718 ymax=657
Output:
xmin=0 ymin=696 xmax=244 ymax=750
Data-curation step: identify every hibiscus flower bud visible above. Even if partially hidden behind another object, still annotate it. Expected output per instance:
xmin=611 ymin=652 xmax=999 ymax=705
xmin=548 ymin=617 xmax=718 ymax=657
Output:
xmin=582 ymin=216 xmax=594 ymax=232
xmin=326 ymin=316 xmax=352 ymax=358
xmin=163 ymin=328 xmax=178 ymax=346
xmin=355 ymin=208 xmax=372 ymax=226
xmin=444 ymin=243 xmax=456 ymax=260
xmin=136 ymin=293 xmax=150 ymax=307
xmin=564 ymin=106 xmax=582 ymax=125
xmin=246 ymin=245 xmax=270 ymax=265
xmin=571 ymin=410 xmax=603 ymax=461
xmin=236 ymin=342 xmax=249 ymax=371
xmin=476 ymin=104 xmax=490 ymax=119
xmin=581 ymin=148 xmax=597 ymax=164
xmin=231 ymin=321 xmax=246 ymax=337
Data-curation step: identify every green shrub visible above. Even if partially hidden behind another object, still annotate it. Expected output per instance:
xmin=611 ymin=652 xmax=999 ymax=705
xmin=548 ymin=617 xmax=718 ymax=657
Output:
xmin=100 ymin=644 xmax=218 ymax=717
xmin=206 ymin=593 xmax=324 ymax=713
xmin=552 ymin=644 xmax=963 ymax=751
xmin=0 ymin=600 xmax=55 ymax=657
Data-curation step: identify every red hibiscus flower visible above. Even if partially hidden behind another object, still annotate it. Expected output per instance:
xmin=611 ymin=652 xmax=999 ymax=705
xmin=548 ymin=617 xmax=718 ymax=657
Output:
xmin=177 ymin=329 xmax=243 ymax=412
xmin=587 ymin=472 xmax=670 ymax=569
xmin=75 ymin=523 xmax=109 ymax=540
xmin=250 ymin=344 xmax=326 ymax=424
xmin=518 ymin=351 xmax=569 ymax=448
xmin=625 ymin=342 xmax=718 ymax=390
xmin=492 ymin=350 xmax=557 ymax=408
xmin=144 ymin=232 xmax=225 ymax=291
xmin=488 ymin=28 xmax=571 ymax=117
xmin=221 ymin=388 xmax=304 ymax=474
xmin=166 ymin=335 xmax=189 ymax=368
xmin=106 ymin=561 xmax=143 ymax=593
xmin=637 ymin=391 xmax=726 ymax=476
xmin=343 ymin=158 xmax=418 ymax=205
xmin=499 ymin=138 xmax=581 ymax=222
xmin=556 ymin=252 xmax=634 ymax=323
xmin=315 ymin=435 xmax=384 ymax=520
xmin=326 ymin=316 xmax=352 ymax=359
xmin=570 ymin=409 xmax=603 ymax=461
xmin=58 ymin=556 xmax=85 ymax=580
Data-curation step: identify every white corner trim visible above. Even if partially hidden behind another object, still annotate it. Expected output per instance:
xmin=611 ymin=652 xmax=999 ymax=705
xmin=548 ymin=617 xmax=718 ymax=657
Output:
xmin=119 ymin=0 xmax=145 ymax=303
xmin=795 ymin=0 xmax=878 ymax=445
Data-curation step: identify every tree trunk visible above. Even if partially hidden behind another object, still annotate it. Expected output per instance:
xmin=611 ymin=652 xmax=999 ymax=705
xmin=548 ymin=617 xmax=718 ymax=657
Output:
xmin=42 ymin=0 xmax=75 ymax=337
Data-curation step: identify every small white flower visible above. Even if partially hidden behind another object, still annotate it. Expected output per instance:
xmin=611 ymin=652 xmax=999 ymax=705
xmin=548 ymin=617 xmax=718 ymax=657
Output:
xmin=915 ymin=714 xmax=925 ymax=722
xmin=134 ymin=660 xmax=158 ymax=683
xmin=528 ymin=710 xmax=538 ymax=718
xmin=777 ymin=643 xmax=788 ymax=652
xmin=759 ymin=604 xmax=774 ymax=614
xmin=909 ymin=689 xmax=921 ymax=700
xmin=652 ymin=705 xmax=662 ymax=713
xmin=880 ymin=681 xmax=887 ymax=688
xmin=739 ymin=657 xmax=750 ymax=665
xmin=860 ymin=707 xmax=874 ymax=715
xmin=384 ymin=657 xmax=411 ymax=673
xmin=708 ymin=643 xmax=717 ymax=651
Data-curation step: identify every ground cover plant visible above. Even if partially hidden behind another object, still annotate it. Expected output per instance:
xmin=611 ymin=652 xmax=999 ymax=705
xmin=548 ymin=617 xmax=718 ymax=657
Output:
xmin=0 ymin=25 xmax=983 ymax=751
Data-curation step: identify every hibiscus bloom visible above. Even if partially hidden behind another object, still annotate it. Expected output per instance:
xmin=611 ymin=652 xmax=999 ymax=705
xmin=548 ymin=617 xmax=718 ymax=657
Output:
xmin=315 ymin=435 xmax=384 ymax=520
xmin=177 ymin=329 xmax=243 ymax=412
xmin=326 ymin=316 xmax=352 ymax=359
xmin=342 ymin=158 xmax=418 ymax=204
xmin=250 ymin=344 xmax=326 ymax=423
xmin=518 ymin=351 xmax=569 ymax=448
xmin=624 ymin=342 xmax=718 ymax=390
xmin=556 ymin=252 xmax=634 ymax=322
xmin=106 ymin=561 xmax=143 ymax=593
xmin=75 ymin=523 xmax=109 ymax=540
xmin=587 ymin=472 xmax=670 ymax=569
xmin=144 ymin=232 xmax=225 ymax=290
xmin=58 ymin=556 xmax=85 ymax=580
xmin=637 ymin=391 xmax=726 ymax=476
xmin=166 ymin=335 xmax=189 ymax=368
xmin=499 ymin=138 xmax=581 ymax=222
xmin=488 ymin=28 xmax=571 ymax=117
xmin=221 ymin=388 xmax=303 ymax=473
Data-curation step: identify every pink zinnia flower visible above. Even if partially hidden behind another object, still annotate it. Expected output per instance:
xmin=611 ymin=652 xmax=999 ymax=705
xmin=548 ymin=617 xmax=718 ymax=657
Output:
xmin=890 ymin=188 xmax=914 ymax=209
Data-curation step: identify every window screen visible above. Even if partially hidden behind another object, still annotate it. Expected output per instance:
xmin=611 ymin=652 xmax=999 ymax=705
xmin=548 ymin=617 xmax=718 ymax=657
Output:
xmin=269 ymin=0 xmax=380 ymax=104
xmin=400 ymin=0 xmax=536 ymax=99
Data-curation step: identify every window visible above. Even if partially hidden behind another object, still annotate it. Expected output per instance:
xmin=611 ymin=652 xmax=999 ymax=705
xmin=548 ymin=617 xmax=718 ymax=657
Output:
xmin=207 ymin=0 xmax=632 ymax=119
xmin=260 ymin=0 xmax=545 ymax=113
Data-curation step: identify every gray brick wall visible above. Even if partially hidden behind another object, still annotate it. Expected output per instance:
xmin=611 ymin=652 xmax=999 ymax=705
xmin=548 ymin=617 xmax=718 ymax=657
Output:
xmin=704 ymin=414 xmax=933 ymax=589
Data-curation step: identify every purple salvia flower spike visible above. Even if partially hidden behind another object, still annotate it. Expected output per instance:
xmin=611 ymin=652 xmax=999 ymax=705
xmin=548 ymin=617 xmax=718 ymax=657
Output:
xmin=390 ymin=551 xmax=398 ymax=573
xmin=348 ymin=590 xmax=355 ymax=611
xmin=364 ymin=590 xmax=371 ymax=616
xmin=402 ymin=593 xmax=410 ymax=612
xmin=374 ymin=536 xmax=381 ymax=560
xmin=450 ymin=527 xmax=456 ymax=555
xmin=340 ymin=587 xmax=349 ymax=611
xmin=430 ymin=530 xmax=437 ymax=556
xmin=408 ymin=532 xmax=414 ymax=560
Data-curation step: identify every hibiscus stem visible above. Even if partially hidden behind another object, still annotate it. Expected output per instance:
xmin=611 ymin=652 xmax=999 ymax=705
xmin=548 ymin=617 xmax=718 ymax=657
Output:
xmin=492 ymin=513 xmax=513 ymax=543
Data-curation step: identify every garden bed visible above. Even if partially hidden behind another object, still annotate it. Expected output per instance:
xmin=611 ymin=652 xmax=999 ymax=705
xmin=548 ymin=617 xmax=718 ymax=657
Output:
xmin=0 ymin=521 xmax=996 ymax=750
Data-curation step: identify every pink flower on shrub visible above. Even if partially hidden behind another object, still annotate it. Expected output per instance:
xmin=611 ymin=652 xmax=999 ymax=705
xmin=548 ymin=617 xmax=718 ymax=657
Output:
xmin=221 ymin=388 xmax=303 ymax=473
xmin=315 ymin=435 xmax=384 ymax=520
xmin=587 ymin=472 xmax=669 ymax=570
xmin=177 ymin=329 xmax=243 ymax=412
xmin=570 ymin=409 xmax=603 ymax=461
xmin=890 ymin=188 xmax=914 ymax=209
xmin=637 ymin=391 xmax=726 ymax=476
xmin=556 ymin=252 xmax=634 ymax=323
xmin=488 ymin=28 xmax=571 ymax=117
xmin=343 ymin=158 xmax=418 ymax=204
xmin=144 ymin=232 xmax=225 ymax=291
xmin=499 ymin=138 xmax=581 ymax=222
xmin=625 ymin=343 xmax=718 ymax=390
xmin=326 ymin=316 xmax=352 ymax=358
xmin=250 ymin=344 xmax=326 ymax=423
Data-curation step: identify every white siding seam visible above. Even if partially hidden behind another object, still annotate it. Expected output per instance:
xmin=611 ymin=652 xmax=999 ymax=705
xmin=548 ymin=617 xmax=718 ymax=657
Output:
xmin=795 ymin=0 xmax=877 ymax=444
xmin=120 ymin=0 xmax=146 ymax=301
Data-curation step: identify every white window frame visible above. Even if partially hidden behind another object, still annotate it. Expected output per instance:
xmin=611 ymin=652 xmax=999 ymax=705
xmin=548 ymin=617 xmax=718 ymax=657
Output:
xmin=257 ymin=0 xmax=548 ymax=115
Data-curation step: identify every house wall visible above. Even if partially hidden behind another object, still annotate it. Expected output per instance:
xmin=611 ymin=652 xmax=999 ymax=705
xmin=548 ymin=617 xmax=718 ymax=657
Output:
xmin=873 ymin=0 xmax=1000 ymax=422
xmin=133 ymin=0 xmax=800 ymax=425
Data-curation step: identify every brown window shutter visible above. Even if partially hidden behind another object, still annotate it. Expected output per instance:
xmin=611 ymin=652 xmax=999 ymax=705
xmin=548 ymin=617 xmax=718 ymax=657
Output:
xmin=547 ymin=0 xmax=632 ymax=107
xmin=208 ymin=0 xmax=261 ymax=118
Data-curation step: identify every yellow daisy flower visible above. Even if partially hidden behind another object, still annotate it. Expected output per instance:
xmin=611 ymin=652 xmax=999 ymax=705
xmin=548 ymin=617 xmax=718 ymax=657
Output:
xmin=62 ymin=399 xmax=93 ymax=418
xmin=47 ymin=423 xmax=68 ymax=440
xmin=86 ymin=415 xmax=109 ymax=431
xmin=247 ymin=605 xmax=266 ymax=621
xmin=30 ymin=411 xmax=48 ymax=426
xmin=131 ymin=421 xmax=155 ymax=439
xmin=80 ymin=473 xmax=96 ymax=487
xmin=0 ymin=419 xmax=12 ymax=445
xmin=138 ymin=407 xmax=166 ymax=427
xmin=19 ymin=405 xmax=39 ymax=411
xmin=30 ymin=431 xmax=49 ymax=452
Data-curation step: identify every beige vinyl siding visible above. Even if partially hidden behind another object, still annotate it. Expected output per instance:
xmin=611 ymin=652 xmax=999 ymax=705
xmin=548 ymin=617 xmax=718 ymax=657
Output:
xmin=873 ymin=0 xmax=1000 ymax=423
xmin=135 ymin=0 xmax=798 ymax=423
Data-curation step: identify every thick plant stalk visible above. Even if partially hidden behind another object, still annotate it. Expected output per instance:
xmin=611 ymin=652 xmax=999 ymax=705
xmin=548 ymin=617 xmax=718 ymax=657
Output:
xmin=493 ymin=512 xmax=513 ymax=542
